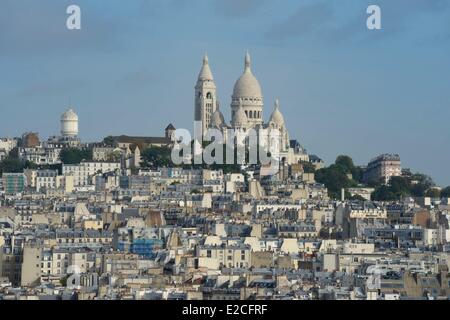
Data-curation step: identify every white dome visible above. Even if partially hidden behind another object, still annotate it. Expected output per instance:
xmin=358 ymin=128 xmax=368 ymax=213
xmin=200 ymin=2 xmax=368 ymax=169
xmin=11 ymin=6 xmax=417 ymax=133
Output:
xmin=232 ymin=53 xmax=262 ymax=98
xmin=233 ymin=106 xmax=247 ymax=127
xmin=210 ymin=107 xmax=225 ymax=128
xmin=61 ymin=108 xmax=79 ymax=137
xmin=269 ymin=99 xmax=285 ymax=126
xmin=61 ymin=108 xmax=78 ymax=121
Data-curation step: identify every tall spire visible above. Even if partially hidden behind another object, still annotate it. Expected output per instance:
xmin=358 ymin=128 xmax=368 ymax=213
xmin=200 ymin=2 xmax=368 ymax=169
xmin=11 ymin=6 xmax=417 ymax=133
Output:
xmin=245 ymin=51 xmax=251 ymax=72
xmin=198 ymin=53 xmax=214 ymax=81
xmin=274 ymin=98 xmax=280 ymax=110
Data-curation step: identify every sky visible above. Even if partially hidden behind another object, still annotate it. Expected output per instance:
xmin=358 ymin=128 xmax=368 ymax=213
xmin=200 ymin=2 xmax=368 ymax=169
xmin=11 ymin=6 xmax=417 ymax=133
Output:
xmin=0 ymin=0 xmax=449 ymax=185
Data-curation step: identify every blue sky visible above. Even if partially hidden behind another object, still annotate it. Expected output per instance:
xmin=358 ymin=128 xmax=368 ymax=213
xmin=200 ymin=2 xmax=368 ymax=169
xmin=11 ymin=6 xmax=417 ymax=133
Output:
xmin=0 ymin=0 xmax=449 ymax=185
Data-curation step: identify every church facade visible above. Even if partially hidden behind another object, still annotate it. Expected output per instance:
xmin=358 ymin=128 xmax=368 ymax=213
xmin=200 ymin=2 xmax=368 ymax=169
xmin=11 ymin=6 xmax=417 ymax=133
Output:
xmin=194 ymin=53 xmax=308 ymax=166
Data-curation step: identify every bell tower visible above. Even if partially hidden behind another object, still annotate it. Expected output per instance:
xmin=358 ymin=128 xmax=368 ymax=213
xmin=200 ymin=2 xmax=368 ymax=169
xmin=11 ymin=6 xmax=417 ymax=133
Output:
xmin=195 ymin=54 xmax=217 ymax=136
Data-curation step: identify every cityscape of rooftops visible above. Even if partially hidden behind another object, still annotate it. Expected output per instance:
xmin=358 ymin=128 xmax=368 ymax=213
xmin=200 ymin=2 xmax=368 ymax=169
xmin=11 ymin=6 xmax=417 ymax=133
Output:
xmin=0 ymin=0 xmax=449 ymax=308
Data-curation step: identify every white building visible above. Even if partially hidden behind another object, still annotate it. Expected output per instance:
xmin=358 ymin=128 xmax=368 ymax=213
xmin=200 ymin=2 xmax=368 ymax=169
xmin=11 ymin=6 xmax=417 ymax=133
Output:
xmin=19 ymin=143 xmax=63 ymax=165
xmin=363 ymin=154 xmax=401 ymax=185
xmin=0 ymin=138 xmax=18 ymax=160
xmin=61 ymin=108 xmax=79 ymax=137
xmin=194 ymin=53 xmax=304 ymax=166
xmin=63 ymin=162 xmax=120 ymax=186
xmin=36 ymin=170 xmax=59 ymax=192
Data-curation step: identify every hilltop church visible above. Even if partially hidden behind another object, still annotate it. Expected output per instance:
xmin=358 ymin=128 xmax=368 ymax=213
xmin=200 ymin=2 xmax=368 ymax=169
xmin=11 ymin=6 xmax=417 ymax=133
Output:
xmin=194 ymin=52 xmax=308 ymax=165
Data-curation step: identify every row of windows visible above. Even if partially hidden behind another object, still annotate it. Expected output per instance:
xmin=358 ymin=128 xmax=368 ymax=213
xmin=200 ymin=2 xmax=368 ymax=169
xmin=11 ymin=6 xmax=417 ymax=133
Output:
xmin=245 ymin=110 xmax=261 ymax=119
xmin=58 ymin=238 xmax=109 ymax=243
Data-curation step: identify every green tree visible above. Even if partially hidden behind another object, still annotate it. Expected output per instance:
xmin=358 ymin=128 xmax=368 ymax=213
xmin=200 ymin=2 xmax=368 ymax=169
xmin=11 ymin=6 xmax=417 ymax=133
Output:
xmin=314 ymin=155 xmax=363 ymax=199
xmin=141 ymin=146 xmax=172 ymax=168
xmin=103 ymin=136 xmax=115 ymax=146
xmin=0 ymin=158 xmax=24 ymax=174
xmin=60 ymin=148 xmax=93 ymax=164
xmin=8 ymin=147 xmax=19 ymax=159
xmin=315 ymin=164 xmax=353 ymax=199
xmin=334 ymin=155 xmax=365 ymax=183
xmin=24 ymin=161 xmax=38 ymax=170
xmin=371 ymin=185 xmax=397 ymax=201
xmin=300 ymin=161 xmax=316 ymax=173
xmin=351 ymin=166 xmax=364 ymax=184
xmin=389 ymin=176 xmax=411 ymax=197
xmin=410 ymin=174 xmax=435 ymax=197
xmin=335 ymin=155 xmax=354 ymax=173
xmin=441 ymin=187 xmax=450 ymax=198
xmin=425 ymin=188 xmax=441 ymax=198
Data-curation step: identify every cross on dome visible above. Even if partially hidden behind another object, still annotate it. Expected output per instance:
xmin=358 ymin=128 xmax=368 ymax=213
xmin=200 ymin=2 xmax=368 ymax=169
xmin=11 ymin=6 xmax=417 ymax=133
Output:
xmin=245 ymin=51 xmax=251 ymax=71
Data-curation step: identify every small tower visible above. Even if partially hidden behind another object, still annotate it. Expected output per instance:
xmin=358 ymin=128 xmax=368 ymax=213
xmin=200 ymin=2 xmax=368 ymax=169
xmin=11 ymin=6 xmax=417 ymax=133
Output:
xmin=165 ymin=123 xmax=176 ymax=141
xmin=267 ymin=99 xmax=290 ymax=153
xmin=61 ymin=108 xmax=79 ymax=137
xmin=195 ymin=54 xmax=218 ymax=136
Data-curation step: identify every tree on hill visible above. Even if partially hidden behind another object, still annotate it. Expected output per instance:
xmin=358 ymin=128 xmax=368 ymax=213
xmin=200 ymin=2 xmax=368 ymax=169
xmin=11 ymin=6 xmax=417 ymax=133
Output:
xmin=335 ymin=155 xmax=365 ymax=183
xmin=441 ymin=187 xmax=450 ymax=198
xmin=60 ymin=148 xmax=93 ymax=164
xmin=371 ymin=185 xmax=398 ymax=201
xmin=141 ymin=146 xmax=172 ymax=168
xmin=371 ymin=176 xmax=411 ymax=201
xmin=410 ymin=173 xmax=434 ymax=197
xmin=300 ymin=161 xmax=316 ymax=173
xmin=315 ymin=164 xmax=354 ymax=199
xmin=315 ymin=155 xmax=362 ymax=199
xmin=425 ymin=188 xmax=441 ymax=198
xmin=103 ymin=136 xmax=115 ymax=146
xmin=0 ymin=158 xmax=24 ymax=174
xmin=335 ymin=155 xmax=354 ymax=173
xmin=371 ymin=173 xmax=436 ymax=201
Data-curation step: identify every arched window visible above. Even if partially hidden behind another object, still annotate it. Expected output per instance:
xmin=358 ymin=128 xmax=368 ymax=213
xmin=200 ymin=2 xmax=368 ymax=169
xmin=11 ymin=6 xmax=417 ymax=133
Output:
xmin=206 ymin=92 xmax=212 ymax=99
xmin=249 ymin=111 xmax=253 ymax=118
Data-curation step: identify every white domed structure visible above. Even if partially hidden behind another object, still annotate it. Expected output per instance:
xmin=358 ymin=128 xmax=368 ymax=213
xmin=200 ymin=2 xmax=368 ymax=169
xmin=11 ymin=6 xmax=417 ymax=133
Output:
xmin=61 ymin=108 xmax=79 ymax=137
xmin=269 ymin=99 xmax=285 ymax=126
xmin=232 ymin=101 xmax=248 ymax=128
xmin=231 ymin=52 xmax=264 ymax=128
xmin=192 ymin=52 xmax=298 ymax=166
xmin=210 ymin=106 xmax=225 ymax=129
xmin=232 ymin=53 xmax=262 ymax=98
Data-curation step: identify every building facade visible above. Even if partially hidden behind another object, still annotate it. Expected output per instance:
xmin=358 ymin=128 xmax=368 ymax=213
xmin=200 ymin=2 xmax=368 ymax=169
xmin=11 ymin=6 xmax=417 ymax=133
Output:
xmin=363 ymin=154 xmax=401 ymax=185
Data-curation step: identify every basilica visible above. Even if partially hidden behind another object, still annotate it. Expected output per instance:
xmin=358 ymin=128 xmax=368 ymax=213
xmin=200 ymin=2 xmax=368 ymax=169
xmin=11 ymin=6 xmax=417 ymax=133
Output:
xmin=194 ymin=53 xmax=308 ymax=165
